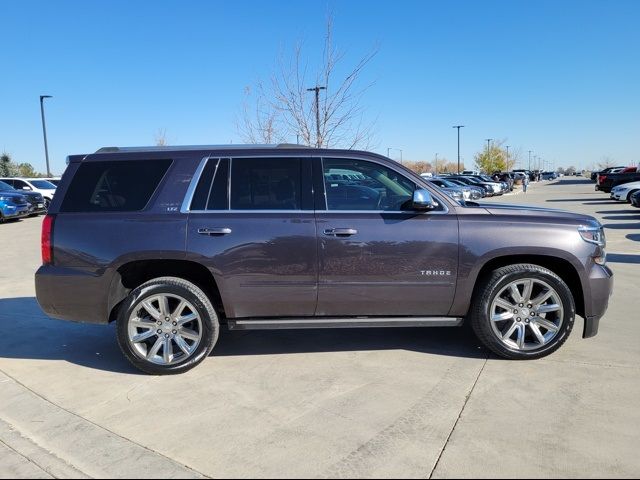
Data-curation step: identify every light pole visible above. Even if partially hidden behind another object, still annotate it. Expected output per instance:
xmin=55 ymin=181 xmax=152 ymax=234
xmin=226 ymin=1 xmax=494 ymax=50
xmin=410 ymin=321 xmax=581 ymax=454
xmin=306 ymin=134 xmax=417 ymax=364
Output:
xmin=435 ymin=152 xmax=439 ymax=174
xmin=505 ymin=145 xmax=510 ymax=171
xmin=486 ymin=139 xmax=492 ymax=173
xmin=306 ymin=86 xmax=326 ymax=148
xmin=528 ymin=150 xmax=532 ymax=171
xmin=452 ymin=125 xmax=465 ymax=174
xmin=386 ymin=147 xmax=403 ymax=164
xmin=40 ymin=95 xmax=53 ymax=176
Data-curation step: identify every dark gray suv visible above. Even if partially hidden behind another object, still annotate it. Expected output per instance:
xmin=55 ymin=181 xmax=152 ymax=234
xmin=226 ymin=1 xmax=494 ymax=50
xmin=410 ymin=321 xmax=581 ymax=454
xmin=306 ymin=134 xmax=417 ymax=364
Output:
xmin=35 ymin=145 xmax=613 ymax=374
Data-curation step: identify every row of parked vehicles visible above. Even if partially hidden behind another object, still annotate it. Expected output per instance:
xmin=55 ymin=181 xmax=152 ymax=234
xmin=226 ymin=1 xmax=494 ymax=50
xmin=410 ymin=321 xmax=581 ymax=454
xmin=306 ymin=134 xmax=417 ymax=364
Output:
xmin=0 ymin=177 xmax=59 ymax=223
xmin=419 ymin=169 xmax=558 ymax=202
xmin=591 ymin=165 xmax=640 ymax=207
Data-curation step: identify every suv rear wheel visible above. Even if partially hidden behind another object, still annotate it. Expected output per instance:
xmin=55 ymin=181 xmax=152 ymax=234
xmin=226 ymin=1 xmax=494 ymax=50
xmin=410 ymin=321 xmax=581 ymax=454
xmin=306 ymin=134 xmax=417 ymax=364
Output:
xmin=116 ymin=276 xmax=219 ymax=375
xmin=469 ymin=264 xmax=575 ymax=359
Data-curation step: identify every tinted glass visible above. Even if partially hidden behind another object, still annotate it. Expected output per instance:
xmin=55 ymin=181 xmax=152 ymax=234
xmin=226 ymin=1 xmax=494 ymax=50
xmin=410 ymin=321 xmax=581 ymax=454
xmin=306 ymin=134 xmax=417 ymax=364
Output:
xmin=60 ymin=159 xmax=171 ymax=212
xmin=230 ymin=158 xmax=301 ymax=210
xmin=208 ymin=158 xmax=229 ymax=210
xmin=0 ymin=181 xmax=14 ymax=191
xmin=323 ymin=158 xmax=416 ymax=211
xmin=30 ymin=180 xmax=57 ymax=189
xmin=190 ymin=160 xmax=217 ymax=210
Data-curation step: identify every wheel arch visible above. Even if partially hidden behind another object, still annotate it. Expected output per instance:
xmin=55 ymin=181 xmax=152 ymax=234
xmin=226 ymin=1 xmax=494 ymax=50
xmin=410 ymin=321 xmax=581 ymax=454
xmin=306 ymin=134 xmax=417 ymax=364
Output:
xmin=463 ymin=254 xmax=585 ymax=321
xmin=107 ymin=259 xmax=224 ymax=323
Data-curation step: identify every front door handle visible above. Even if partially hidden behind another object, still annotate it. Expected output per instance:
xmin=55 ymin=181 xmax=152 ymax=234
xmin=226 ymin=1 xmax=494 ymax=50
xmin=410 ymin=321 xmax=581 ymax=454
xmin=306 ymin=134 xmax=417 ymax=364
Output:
xmin=324 ymin=228 xmax=358 ymax=237
xmin=197 ymin=227 xmax=232 ymax=236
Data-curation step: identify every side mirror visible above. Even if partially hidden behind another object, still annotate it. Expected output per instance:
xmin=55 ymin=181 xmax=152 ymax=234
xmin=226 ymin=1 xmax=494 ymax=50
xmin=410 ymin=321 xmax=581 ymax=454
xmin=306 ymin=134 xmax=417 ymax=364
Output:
xmin=412 ymin=188 xmax=435 ymax=210
xmin=22 ymin=186 xmax=32 ymax=191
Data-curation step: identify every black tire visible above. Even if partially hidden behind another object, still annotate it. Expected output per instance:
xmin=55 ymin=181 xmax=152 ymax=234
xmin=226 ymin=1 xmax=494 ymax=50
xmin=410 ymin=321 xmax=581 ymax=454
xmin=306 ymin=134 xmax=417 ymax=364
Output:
xmin=627 ymin=190 xmax=638 ymax=203
xmin=469 ymin=264 xmax=575 ymax=360
xmin=116 ymin=276 xmax=219 ymax=375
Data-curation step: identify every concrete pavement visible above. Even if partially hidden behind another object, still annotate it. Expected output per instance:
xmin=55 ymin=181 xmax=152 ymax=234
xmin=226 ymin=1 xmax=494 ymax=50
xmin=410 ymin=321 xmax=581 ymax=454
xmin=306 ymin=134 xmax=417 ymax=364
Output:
xmin=0 ymin=178 xmax=638 ymax=478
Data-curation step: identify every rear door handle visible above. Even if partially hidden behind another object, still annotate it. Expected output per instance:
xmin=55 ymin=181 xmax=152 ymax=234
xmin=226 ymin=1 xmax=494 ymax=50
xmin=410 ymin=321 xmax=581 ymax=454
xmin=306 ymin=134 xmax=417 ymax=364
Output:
xmin=197 ymin=227 xmax=232 ymax=236
xmin=323 ymin=228 xmax=358 ymax=237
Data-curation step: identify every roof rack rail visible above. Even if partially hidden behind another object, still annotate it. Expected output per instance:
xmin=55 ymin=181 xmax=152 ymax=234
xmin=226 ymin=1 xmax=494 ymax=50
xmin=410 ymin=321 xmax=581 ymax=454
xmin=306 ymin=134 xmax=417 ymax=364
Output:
xmin=94 ymin=144 xmax=313 ymax=154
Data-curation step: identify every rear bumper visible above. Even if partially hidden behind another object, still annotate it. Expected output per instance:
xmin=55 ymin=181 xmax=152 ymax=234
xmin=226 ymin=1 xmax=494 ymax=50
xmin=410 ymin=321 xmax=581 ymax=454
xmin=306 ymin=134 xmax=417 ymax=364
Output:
xmin=35 ymin=265 xmax=113 ymax=324
xmin=583 ymin=264 xmax=614 ymax=338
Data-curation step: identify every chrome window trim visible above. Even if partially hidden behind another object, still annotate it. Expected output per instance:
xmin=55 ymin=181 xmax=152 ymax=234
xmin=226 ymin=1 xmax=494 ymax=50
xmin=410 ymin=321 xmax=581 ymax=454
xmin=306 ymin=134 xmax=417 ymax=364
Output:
xmin=180 ymin=155 xmax=211 ymax=213
xmin=181 ymin=153 xmax=451 ymax=215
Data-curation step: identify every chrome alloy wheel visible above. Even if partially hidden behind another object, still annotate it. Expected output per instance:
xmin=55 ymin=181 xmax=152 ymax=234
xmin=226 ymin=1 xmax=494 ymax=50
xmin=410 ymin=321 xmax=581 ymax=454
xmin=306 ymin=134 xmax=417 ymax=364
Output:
xmin=489 ymin=278 xmax=564 ymax=351
xmin=127 ymin=294 xmax=203 ymax=365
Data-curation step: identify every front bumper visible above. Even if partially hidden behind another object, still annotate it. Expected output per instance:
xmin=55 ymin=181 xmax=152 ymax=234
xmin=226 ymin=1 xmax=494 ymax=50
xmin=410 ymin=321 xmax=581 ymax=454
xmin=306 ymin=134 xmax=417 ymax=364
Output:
xmin=583 ymin=264 xmax=614 ymax=338
xmin=610 ymin=191 xmax=626 ymax=201
xmin=1 ymin=204 xmax=29 ymax=218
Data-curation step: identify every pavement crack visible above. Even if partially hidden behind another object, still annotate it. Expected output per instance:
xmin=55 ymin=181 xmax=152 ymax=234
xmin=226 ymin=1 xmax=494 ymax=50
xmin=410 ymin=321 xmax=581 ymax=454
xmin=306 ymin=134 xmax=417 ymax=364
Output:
xmin=428 ymin=353 xmax=490 ymax=479
xmin=0 ymin=367 xmax=211 ymax=479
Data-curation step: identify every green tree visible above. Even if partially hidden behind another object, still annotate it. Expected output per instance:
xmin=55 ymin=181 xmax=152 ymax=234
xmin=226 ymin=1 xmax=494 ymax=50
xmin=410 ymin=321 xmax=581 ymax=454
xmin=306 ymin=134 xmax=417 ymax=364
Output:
xmin=0 ymin=152 xmax=11 ymax=176
xmin=474 ymin=140 xmax=508 ymax=173
xmin=16 ymin=163 xmax=38 ymax=177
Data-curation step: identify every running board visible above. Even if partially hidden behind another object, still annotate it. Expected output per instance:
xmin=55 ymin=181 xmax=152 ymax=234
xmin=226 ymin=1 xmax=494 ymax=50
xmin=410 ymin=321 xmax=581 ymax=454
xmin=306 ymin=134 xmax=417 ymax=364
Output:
xmin=228 ymin=317 xmax=463 ymax=330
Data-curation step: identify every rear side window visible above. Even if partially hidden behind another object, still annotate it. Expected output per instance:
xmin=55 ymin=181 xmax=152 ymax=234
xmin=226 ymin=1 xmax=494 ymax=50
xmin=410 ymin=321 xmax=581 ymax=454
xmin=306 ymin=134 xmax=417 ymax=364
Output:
xmin=60 ymin=159 xmax=171 ymax=212
xmin=190 ymin=158 xmax=229 ymax=210
xmin=230 ymin=158 xmax=302 ymax=210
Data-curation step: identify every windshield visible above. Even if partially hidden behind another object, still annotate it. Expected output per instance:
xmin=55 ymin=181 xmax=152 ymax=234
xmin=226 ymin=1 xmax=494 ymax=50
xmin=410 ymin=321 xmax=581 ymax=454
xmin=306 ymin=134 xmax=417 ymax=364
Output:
xmin=29 ymin=180 xmax=57 ymax=189
xmin=462 ymin=177 xmax=482 ymax=184
xmin=437 ymin=179 xmax=459 ymax=188
xmin=0 ymin=180 xmax=14 ymax=191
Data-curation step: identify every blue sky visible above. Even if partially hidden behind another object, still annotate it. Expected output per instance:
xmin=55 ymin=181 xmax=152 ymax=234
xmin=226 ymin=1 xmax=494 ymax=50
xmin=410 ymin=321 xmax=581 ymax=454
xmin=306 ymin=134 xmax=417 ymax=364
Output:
xmin=1 ymin=0 xmax=639 ymax=174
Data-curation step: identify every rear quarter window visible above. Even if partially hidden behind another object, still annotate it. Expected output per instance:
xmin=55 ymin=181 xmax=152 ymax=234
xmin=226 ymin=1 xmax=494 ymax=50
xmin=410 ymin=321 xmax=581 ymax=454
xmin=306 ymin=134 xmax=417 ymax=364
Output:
xmin=60 ymin=159 xmax=172 ymax=212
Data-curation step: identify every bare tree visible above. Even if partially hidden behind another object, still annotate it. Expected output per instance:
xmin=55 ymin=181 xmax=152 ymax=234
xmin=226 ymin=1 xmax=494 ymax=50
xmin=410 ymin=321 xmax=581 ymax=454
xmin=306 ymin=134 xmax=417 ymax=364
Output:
xmin=238 ymin=16 xmax=379 ymax=149
xmin=597 ymin=156 xmax=616 ymax=169
xmin=154 ymin=128 xmax=168 ymax=146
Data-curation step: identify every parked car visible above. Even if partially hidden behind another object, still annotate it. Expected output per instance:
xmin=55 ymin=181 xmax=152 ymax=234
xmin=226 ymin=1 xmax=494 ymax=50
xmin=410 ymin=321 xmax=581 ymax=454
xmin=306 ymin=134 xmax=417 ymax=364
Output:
xmin=445 ymin=179 xmax=486 ymax=198
xmin=0 ymin=177 xmax=56 ymax=209
xmin=449 ymin=176 xmax=495 ymax=196
xmin=44 ymin=177 xmax=62 ymax=186
xmin=0 ymin=180 xmax=46 ymax=216
xmin=610 ymin=181 xmax=640 ymax=203
xmin=461 ymin=170 xmax=480 ymax=176
xmin=630 ymin=190 xmax=640 ymax=208
xmin=36 ymin=144 xmax=613 ymax=374
xmin=591 ymin=167 xmax=625 ymax=182
xmin=0 ymin=191 xmax=30 ymax=222
xmin=596 ymin=167 xmax=640 ymax=193
xmin=462 ymin=175 xmax=505 ymax=195
xmin=493 ymin=172 xmax=515 ymax=191
xmin=427 ymin=178 xmax=482 ymax=201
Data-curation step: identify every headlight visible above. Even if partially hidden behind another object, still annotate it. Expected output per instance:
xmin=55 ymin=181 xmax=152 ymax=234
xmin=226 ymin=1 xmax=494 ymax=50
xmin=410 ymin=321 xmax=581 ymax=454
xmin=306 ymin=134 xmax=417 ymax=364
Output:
xmin=578 ymin=225 xmax=606 ymax=247
xmin=0 ymin=195 xmax=12 ymax=201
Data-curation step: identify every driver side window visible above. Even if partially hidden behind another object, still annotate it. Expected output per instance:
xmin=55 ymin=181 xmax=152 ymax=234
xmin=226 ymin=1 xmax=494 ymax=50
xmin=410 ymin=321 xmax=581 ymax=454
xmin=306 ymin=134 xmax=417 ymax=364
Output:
xmin=322 ymin=158 xmax=416 ymax=211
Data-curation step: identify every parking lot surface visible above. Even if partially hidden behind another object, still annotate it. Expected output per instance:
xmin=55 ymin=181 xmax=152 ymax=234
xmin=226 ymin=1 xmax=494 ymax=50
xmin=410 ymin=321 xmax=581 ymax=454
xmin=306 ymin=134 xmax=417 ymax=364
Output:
xmin=1 ymin=178 xmax=639 ymax=478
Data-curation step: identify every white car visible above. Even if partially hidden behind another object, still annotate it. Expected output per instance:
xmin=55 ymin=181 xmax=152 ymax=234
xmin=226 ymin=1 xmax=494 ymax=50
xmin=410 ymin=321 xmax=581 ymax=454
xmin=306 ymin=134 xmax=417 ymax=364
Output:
xmin=610 ymin=181 xmax=640 ymax=202
xmin=0 ymin=177 xmax=57 ymax=209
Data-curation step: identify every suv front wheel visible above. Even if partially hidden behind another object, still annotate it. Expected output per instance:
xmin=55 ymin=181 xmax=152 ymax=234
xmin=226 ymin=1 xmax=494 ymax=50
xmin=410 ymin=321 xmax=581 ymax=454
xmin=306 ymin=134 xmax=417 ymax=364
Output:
xmin=469 ymin=264 xmax=575 ymax=359
xmin=116 ymin=277 xmax=219 ymax=375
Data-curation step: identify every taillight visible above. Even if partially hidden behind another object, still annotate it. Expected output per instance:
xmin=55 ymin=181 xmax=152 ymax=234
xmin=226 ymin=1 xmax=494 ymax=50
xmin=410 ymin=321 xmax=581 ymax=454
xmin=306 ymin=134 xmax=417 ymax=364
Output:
xmin=41 ymin=214 xmax=55 ymax=265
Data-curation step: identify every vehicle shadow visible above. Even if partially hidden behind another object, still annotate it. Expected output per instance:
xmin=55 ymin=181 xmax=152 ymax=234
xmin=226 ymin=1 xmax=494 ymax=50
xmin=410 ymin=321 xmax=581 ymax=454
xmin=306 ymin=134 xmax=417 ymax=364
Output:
xmin=602 ymin=222 xmax=640 ymax=230
xmin=601 ymin=215 xmax=640 ymax=221
xmin=213 ymin=325 xmax=486 ymax=359
xmin=596 ymin=210 xmax=639 ymax=215
xmin=0 ymin=298 xmax=488 ymax=373
xmin=0 ymin=297 xmax=137 ymax=374
xmin=606 ymin=253 xmax=640 ymax=264
xmin=546 ymin=198 xmax=612 ymax=203
xmin=547 ymin=179 xmax=592 ymax=186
